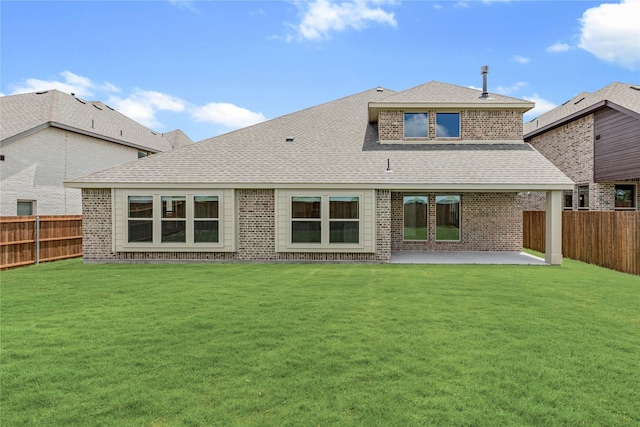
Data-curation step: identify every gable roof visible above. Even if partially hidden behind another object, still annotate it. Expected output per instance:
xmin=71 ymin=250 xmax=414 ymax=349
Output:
xmin=369 ymin=81 xmax=534 ymax=122
xmin=66 ymin=82 xmax=572 ymax=191
xmin=524 ymin=82 xmax=640 ymax=139
xmin=0 ymin=89 xmax=192 ymax=151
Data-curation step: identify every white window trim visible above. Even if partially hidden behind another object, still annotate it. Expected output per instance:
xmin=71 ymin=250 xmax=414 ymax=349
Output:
xmin=120 ymin=190 xmax=227 ymax=251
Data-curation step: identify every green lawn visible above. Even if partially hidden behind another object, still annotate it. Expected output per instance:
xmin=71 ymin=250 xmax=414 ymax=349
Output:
xmin=1 ymin=259 xmax=639 ymax=426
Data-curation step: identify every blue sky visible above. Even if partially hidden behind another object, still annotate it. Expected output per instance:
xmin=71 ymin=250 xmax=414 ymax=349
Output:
xmin=2 ymin=0 xmax=639 ymax=142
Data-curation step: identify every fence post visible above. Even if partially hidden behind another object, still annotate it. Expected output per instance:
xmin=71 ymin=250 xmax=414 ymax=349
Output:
xmin=35 ymin=216 xmax=40 ymax=265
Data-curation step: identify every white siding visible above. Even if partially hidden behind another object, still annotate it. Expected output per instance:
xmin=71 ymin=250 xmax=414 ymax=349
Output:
xmin=1 ymin=127 xmax=138 ymax=215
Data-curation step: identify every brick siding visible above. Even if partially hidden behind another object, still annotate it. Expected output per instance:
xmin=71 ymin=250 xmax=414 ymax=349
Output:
xmin=529 ymin=115 xmax=594 ymax=185
xmin=378 ymin=109 xmax=523 ymax=142
xmin=82 ymin=188 xmax=394 ymax=263
xmin=391 ymin=192 xmax=522 ymax=251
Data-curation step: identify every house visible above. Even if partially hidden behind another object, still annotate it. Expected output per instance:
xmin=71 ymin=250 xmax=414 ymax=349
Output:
xmin=522 ymin=82 xmax=640 ymax=211
xmin=65 ymin=78 xmax=573 ymax=265
xmin=0 ymin=90 xmax=192 ymax=216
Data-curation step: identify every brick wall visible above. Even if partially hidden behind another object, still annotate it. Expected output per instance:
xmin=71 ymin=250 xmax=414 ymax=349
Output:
xmin=82 ymin=188 xmax=116 ymax=262
xmin=378 ymin=109 xmax=523 ymax=142
xmin=529 ymin=115 xmax=594 ymax=184
xmin=237 ymin=189 xmax=276 ymax=261
xmin=391 ymin=192 xmax=522 ymax=251
xmin=82 ymin=188 xmax=393 ymax=264
xmin=521 ymin=179 xmax=640 ymax=211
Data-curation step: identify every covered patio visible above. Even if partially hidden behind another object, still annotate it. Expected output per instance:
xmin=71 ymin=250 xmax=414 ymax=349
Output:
xmin=390 ymin=251 xmax=548 ymax=265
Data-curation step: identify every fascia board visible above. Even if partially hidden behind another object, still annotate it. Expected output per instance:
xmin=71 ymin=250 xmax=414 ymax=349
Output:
xmin=65 ymin=181 xmax=574 ymax=191
xmin=1 ymin=121 xmax=162 ymax=153
xmin=49 ymin=122 xmax=162 ymax=153
xmin=524 ymin=100 xmax=608 ymax=140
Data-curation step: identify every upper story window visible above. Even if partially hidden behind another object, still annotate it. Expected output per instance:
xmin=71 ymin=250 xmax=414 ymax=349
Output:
xmin=404 ymin=112 xmax=428 ymax=138
xmin=436 ymin=113 xmax=460 ymax=138
xmin=615 ymin=184 xmax=636 ymax=209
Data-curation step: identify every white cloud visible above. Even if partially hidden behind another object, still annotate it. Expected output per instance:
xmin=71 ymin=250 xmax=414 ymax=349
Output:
xmin=495 ymin=82 xmax=528 ymax=95
xmin=8 ymin=70 xmax=120 ymax=98
xmin=546 ymin=42 xmax=573 ymax=53
xmin=108 ymin=89 xmax=187 ymax=128
xmin=292 ymin=0 xmax=397 ymax=41
xmin=512 ymin=55 xmax=531 ymax=64
xmin=578 ymin=0 xmax=640 ymax=70
xmin=523 ymin=94 xmax=558 ymax=120
xmin=192 ymin=103 xmax=266 ymax=129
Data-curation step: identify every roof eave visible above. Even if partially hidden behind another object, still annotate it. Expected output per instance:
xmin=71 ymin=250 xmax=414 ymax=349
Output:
xmin=0 ymin=121 xmax=162 ymax=153
xmin=65 ymin=181 xmax=573 ymax=192
xmin=524 ymin=99 xmax=640 ymax=140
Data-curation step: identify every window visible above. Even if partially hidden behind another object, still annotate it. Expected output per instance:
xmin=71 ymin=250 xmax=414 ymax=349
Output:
xmin=578 ymin=186 xmax=589 ymax=209
xmin=126 ymin=194 xmax=222 ymax=246
xmin=161 ymin=196 xmax=186 ymax=243
xmin=290 ymin=195 xmax=360 ymax=245
xmin=329 ymin=197 xmax=359 ymax=243
xmin=291 ymin=196 xmax=321 ymax=243
xmin=17 ymin=200 xmax=35 ymax=216
xmin=128 ymin=196 xmax=153 ymax=242
xmin=436 ymin=113 xmax=460 ymax=138
xmin=194 ymin=196 xmax=219 ymax=243
xmin=563 ymin=190 xmax=573 ymax=210
xmin=615 ymin=184 xmax=636 ymax=209
xmin=404 ymin=112 xmax=428 ymax=138
xmin=436 ymin=195 xmax=460 ymax=241
xmin=403 ymin=196 xmax=428 ymax=240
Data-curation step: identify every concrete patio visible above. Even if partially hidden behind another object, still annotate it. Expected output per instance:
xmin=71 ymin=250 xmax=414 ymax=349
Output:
xmin=390 ymin=251 xmax=548 ymax=265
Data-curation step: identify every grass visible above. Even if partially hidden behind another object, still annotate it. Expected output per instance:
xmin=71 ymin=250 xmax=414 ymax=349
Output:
xmin=1 ymin=259 xmax=639 ymax=426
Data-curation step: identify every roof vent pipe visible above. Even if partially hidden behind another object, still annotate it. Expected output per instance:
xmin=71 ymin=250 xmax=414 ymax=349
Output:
xmin=480 ymin=65 xmax=489 ymax=99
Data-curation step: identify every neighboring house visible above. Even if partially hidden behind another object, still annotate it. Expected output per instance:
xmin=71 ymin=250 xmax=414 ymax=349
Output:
xmin=522 ymin=82 xmax=640 ymax=211
xmin=66 ymin=80 xmax=573 ymax=265
xmin=0 ymin=90 xmax=192 ymax=216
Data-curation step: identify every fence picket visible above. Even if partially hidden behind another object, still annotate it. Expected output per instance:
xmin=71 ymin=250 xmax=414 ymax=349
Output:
xmin=524 ymin=210 xmax=639 ymax=275
xmin=1 ymin=215 xmax=82 ymax=269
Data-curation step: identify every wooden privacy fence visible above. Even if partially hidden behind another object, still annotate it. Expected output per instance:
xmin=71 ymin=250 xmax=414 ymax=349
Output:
xmin=523 ymin=211 xmax=640 ymax=275
xmin=0 ymin=216 xmax=82 ymax=269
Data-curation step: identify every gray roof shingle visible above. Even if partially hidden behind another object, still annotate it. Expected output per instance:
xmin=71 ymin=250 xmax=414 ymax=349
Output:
xmin=67 ymin=82 xmax=572 ymax=190
xmin=524 ymin=82 xmax=640 ymax=138
xmin=1 ymin=89 xmax=192 ymax=151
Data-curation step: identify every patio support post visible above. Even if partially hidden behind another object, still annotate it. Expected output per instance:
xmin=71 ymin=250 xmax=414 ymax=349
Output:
xmin=545 ymin=190 xmax=563 ymax=266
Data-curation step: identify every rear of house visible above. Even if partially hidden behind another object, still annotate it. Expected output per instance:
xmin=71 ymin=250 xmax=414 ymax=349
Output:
xmin=522 ymin=82 xmax=640 ymax=212
xmin=67 ymin=79 xmax=573 ymax=265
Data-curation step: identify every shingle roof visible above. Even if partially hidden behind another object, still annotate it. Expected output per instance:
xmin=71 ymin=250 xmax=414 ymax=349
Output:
xmin=376 ymin=80 xmax=533 ymax=105
xmin=0 ymin=89 xmax=192 ymax=151
xmin=67 ymin=82 xmax=572 ymax=190
xmin=524 ymin=82 xmax=640 ymax=138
